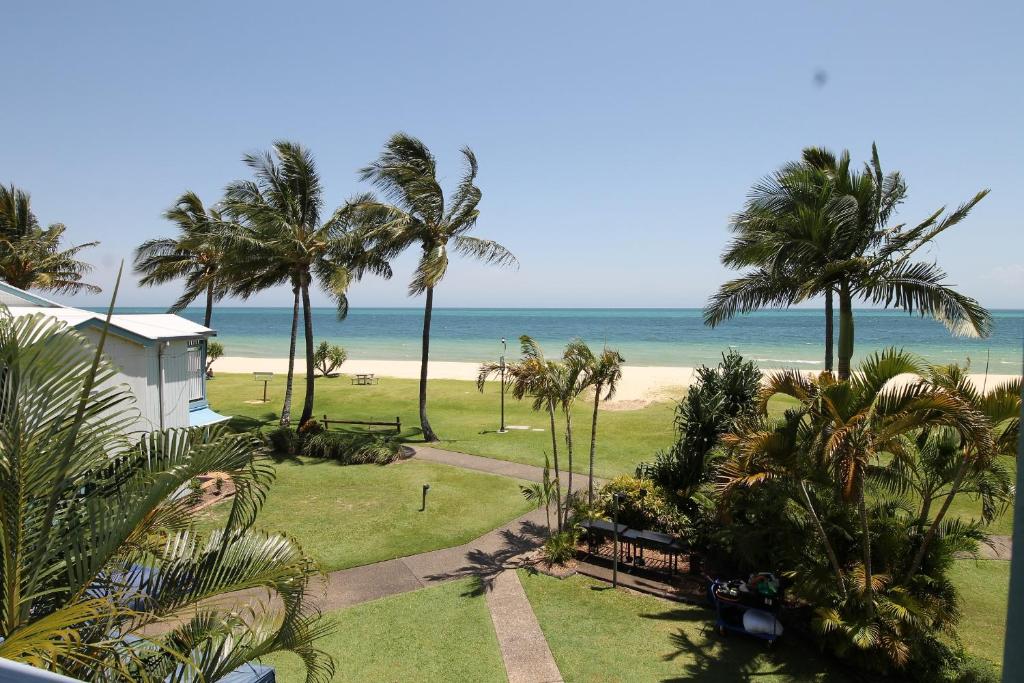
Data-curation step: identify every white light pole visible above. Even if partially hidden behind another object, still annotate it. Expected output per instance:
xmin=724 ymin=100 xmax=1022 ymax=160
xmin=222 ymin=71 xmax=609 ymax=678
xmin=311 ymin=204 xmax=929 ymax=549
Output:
xmin=498 ymin=337 xmax=508 ymax=433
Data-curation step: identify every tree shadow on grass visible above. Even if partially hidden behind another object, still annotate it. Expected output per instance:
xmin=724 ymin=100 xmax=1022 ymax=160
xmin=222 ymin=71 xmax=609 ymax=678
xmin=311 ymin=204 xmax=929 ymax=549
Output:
xmin=424 ymin=520 xmax=548 ymax=597
xmin=642 ymin=608 xmax=841 ymax=682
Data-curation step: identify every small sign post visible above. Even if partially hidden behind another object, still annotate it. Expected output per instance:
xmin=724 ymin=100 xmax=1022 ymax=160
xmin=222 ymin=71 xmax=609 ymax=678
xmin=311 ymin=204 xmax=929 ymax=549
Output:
xmin=253 ymin=372 xmax=273 ymax=403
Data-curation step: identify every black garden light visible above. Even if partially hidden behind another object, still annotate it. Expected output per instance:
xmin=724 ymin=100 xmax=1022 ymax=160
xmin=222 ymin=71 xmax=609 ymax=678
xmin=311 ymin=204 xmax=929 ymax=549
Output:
xmin=420 ymin=483 xmax=430 ymax=511
xmin=612 ymin=492 xmax=626 ymax=588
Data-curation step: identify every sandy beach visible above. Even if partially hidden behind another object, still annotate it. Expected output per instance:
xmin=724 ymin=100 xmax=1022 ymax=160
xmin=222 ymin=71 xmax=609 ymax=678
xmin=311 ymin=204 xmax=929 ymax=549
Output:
xmin=212 ymin=356 xmax=1018 ymax=409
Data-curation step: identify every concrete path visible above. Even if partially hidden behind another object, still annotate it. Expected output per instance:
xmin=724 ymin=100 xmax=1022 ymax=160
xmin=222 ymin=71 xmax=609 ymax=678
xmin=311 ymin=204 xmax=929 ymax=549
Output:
xmin=413 ymin=444 xmax=608 ymax=488
xmin=485 ymin=570 xmax=563 ymax=683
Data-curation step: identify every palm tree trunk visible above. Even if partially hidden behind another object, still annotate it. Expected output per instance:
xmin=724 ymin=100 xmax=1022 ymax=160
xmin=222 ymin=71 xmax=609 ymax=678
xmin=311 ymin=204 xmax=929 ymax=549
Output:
xmin=588 ymin=385 xmax=602 ymax=506
xmin=203 ymin=281 xmax=214 ymax=328
xmin=299 ymin=273 xmax=316 ymax=426
xmin=548 ymin=402 xmax=563 ymax=530
xmin=280 ymin=284 xmax=300 ymax=427
xmin=858 ymin=483 xmax=874 ymax=616
xmin=824 ymin=288 xmax=834 ymax=373
xmin=419 ymin=286 xmax=438 ymax=441
xmin=565 ymin=408 xmax=575 ymax=508
xmin=837 ymin=280 xmax=855 ymax=381
xmin=903 ymin=457 xmax=970 ymax=583
xmin=801 ymin=481 xmax=846 ymax=596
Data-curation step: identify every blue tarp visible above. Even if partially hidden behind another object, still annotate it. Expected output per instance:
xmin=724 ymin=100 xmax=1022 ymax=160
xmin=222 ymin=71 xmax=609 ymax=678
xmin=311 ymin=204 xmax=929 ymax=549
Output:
xmin=189 ymin=406 xmax=231 ymax=427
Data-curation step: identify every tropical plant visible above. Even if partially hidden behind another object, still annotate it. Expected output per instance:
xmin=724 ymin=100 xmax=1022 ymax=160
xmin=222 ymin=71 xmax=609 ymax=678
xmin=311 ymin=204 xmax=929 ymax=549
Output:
xmin=312 ymin=341 xmax=347 ymax=377
xmin=542 ymin=529 xmax=580 ymax=566
xmin=718 ymin=348 xmax=994 ymax=672
xmin=353 ymin=133 xmax=517 ymax=441
xmin=521 ymin=454 xmax=557 ymax=534
xmin=223 ymin=141 xmax=391 ymax=427
xmin=134 ymin=192 xmax=233 ymax=327
xmin=205 ymin=340 xmax=224 ymax=378
xmin=598 ymin=475 xmax=686 ymax=534
xmin=0 ymin=305 xmax=332 ymax=681
xmin=303 ymin=430 xmax=404 ymax=465
xmin=0 ymin=184 xmax=99 ymax=295
xmin=479 ymin=336 xmax=565 ymax=528
xmin=705 ymin=145 xmax=992 ymax=379
xmin=642 ymin=350 xmax=761 ymax=501
xmin=563 ymin=341 xmax=625 ymax=505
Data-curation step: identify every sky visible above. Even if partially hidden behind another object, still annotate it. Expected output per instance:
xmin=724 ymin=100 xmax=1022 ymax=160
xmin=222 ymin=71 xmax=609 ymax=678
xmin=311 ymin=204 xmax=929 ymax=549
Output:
xmin=3 ymin=1 xmax=1022 ymax=310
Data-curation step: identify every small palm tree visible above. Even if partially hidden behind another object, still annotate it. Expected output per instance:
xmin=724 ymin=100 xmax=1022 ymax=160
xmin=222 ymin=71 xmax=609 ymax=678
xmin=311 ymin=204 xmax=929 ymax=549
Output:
xmin=223 ymin=141 xmax=391 ymax=427
xmin=521 ymin=455 xmax=557 ymax=534
xmin=0 ymin=184 xmax=99 ymax=295
xmin=705 ymin=145 xmax=991 ymax=379
xmin=478 ymin=336 xmax=565 ymax=528
xmin=354 ymin=133 xmax=517 ymax=441
xmin=0 ymin=301 xmax=333 ymax=681
xmin=565 ymin=341 xmax=625 ymax=505
xmin=134 ymin=192 xmax=232 ymax=327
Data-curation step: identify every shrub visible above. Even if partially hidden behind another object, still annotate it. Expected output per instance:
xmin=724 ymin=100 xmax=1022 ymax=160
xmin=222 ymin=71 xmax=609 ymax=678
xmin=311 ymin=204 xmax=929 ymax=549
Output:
xmin=598 ymin=475 xmax=688 ymax=534
xmin=304 ymin=430 xmax=404 ymax=465
xmin=313 ymin=341 xmax=347 ymax=377
xmin=542 ymin=529 xmax=579 ymax=565
xmin=263 ymin=425 xmax=301 ymax=456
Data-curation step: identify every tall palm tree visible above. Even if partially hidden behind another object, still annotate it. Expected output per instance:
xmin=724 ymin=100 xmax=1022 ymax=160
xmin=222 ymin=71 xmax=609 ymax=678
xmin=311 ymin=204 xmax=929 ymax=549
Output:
xmin=0 ymin=297 xmax=333 ymax=681
xmin=134 ymin=191 xmax=231 ymax=327
xmin=223 ymin=141 xmax=391 ymax=427
xmin=0 ymin=184 xmax=99 ymax=295
xmin=705 ymin=145 xmax=991 ymax=379
xmin=354 ymin=133 xmax=517 ymax=441
xmin=565 ymin=341 xmax=625 ymax=505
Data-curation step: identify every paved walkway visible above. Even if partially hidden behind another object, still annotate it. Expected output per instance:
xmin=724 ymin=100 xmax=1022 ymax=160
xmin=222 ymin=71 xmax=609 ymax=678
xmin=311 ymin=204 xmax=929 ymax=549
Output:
xmin=486 ymin=570 xmax=563 ymax=683
xmin=413 ymin=444 xmax=608 ymax=488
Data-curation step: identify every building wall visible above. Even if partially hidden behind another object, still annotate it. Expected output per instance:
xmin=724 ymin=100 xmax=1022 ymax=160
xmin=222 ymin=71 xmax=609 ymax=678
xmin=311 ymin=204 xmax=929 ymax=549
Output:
xmin=78 ymin=331 xmax=198 ymax=435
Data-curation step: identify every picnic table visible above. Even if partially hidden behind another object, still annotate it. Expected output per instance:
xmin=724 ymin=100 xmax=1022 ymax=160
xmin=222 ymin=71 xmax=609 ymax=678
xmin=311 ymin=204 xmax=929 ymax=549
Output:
xmin=351 ymin=373 xmax=378 ymax=386
xmin=622 ymin=528 xmax=687 ymax=575
xmin=579 ymin=518 xmax=629 ymax=559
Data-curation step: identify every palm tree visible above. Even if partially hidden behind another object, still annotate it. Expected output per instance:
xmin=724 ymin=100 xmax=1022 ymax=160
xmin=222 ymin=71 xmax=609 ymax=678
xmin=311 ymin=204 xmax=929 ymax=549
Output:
xmin=520 ymin=455 xmax=557 ymax=534
xmin=354 ymin=133 xmax=517 ymax=441
xmin=478 ymin=336 xmax=565 ymax=528
xmin=705 ymin=145 xmax=991 ymax=379
xmin=0 ymin=297 xmax=333 ymax=681
xmin=0 ymin=184 xmax=99 ymax=295
xmin=744 ymin=349 xmax=991 ymax=614
xmin=565 ymin=341 xmax=625 ymax=505
xmin=899 ymin=364 xmax=1019 ymax=581
xmin=134 ymin=191 xmax=232 ymax=327
xmin=223 ymin=141 xmax=391 ymax=427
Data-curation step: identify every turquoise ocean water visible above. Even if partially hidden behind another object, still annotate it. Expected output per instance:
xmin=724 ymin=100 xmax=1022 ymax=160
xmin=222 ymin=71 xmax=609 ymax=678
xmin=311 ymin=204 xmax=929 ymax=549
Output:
xmin=107 ymin=307 xmax=1024 ymax=374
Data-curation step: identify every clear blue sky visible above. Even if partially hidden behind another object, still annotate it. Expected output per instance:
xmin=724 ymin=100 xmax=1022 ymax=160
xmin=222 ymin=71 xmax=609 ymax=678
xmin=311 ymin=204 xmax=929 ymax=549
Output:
xmin=3 ymin=1 xmax=1022 ymax=309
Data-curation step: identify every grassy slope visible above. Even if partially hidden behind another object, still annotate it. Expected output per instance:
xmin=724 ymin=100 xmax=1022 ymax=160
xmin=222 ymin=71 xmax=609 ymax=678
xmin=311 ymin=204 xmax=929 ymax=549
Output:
xmin=199 ymin=458 xmax=532 ymax=572
xmin=949 ymin=559 xmax=1010 ymax=668
xmin=260 ymin=578 xmax=505 ymax=683
xmin=519 ymin=570 xmax=852 ymax=682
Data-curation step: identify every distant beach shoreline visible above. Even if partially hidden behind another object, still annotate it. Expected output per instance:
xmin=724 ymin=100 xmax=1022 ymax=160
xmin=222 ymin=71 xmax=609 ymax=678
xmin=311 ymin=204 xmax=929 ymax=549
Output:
xmin=212 ymin=356 xmax=1019 ymax=409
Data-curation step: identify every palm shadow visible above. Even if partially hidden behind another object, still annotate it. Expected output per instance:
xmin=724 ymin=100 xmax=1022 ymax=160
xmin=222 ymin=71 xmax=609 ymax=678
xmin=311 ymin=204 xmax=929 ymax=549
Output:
xmin=424 ymin=520 xmax=548 ymax=597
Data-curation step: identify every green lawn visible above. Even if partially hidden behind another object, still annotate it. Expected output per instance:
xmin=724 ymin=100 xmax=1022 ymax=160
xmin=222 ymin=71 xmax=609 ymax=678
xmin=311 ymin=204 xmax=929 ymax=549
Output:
xmin=949 ymin=559 xmax=1010 ymax=669
xmin=260 ymin=578 xmax=505 ymax=682
xmin=208 ymin=373 xmax=793 ymax=479
xmin=519 ymin=570 xmax=851 ymax=682
xmin=199 ymin=458 xmax=532 ymax=571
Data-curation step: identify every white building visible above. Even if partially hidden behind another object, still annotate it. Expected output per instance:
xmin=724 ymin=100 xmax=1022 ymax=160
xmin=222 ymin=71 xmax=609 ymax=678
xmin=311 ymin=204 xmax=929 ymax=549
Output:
xmin=1 ymin=282 xmax=229 ymax=434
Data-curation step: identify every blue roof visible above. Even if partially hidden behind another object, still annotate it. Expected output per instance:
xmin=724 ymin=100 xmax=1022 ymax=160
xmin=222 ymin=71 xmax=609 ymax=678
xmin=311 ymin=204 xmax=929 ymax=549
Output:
xmin=189 ymin=405 xmax=231 ymax=427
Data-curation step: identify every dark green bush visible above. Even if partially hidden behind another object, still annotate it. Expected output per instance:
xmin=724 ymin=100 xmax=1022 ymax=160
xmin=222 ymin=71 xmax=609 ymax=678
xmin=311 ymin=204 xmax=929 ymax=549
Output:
xmin=304 ymin=430 xmax=404 ymax=465
xmin=263 ymin=425 xmax=301 ymax=456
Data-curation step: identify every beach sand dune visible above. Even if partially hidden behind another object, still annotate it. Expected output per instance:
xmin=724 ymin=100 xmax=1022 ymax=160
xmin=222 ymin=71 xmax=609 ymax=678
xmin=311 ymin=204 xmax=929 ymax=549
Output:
xmin=212 ymin=356 xmax=1018 ymax=411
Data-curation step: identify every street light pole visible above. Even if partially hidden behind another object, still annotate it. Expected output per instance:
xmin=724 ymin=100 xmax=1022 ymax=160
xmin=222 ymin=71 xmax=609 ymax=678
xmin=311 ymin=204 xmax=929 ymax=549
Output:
xmin=612 ymin=492 xmax=624 ymax=588
xmin=498 ymin=337 xmax=507 ymax=434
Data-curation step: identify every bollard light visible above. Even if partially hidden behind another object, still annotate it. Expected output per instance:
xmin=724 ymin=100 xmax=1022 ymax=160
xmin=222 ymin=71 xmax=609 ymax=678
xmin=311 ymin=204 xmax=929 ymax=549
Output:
xmin=612 ymin=492 xmax=626 ymax=588
xmin=420 ymin=483 xmax=430 ymax=512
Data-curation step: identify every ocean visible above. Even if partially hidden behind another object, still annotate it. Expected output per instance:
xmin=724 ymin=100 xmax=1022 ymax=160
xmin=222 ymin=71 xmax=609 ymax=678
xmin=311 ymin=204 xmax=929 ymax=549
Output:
xmin=106 ymin=307 xmax=1024 ymax=374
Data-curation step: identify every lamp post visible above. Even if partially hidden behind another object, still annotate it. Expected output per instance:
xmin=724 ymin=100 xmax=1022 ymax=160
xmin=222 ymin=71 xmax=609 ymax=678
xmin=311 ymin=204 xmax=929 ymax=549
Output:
xmin=498 ymin=337 xmax=507 ymax=434
xmin=612 ymin=492 xmax=625 ymax=588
